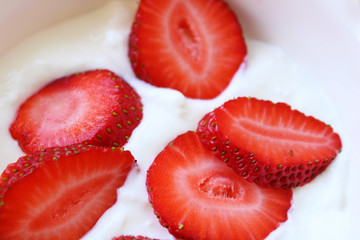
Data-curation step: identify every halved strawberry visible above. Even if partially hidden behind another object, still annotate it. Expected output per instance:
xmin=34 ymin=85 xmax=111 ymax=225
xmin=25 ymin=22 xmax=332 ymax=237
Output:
xmin=0 ymin=144 xmax=135 ymax=240
xmin=112 ymin=236 xmax=156 ymax=240
xmin=197 ymin=97 xmax=342 ymax=189
xmin=129 ymin=0 xmax=247 ymax=99
xmin=10 ymin=69 xmax=143 ymax=154
xmin=146 ymin=131 xmax=292 ymax=240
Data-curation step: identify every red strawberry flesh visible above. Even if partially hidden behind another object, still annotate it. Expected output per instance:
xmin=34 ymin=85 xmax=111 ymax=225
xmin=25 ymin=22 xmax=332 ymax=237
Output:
xmin=197 ymin=97 xmax=342 ymax=188
xmin=10 ymin=69 xmax=143 ymax=154
xmin=129 ymin=0 xmax=247 ymax=99
xmin=146 ymin=131 xmax=292 ymax=240
xmin=0 ymin=144 xmax=135 ymax=239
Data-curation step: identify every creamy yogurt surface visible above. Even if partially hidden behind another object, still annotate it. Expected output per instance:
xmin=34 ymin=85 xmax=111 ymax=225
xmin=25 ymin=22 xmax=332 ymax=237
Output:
xmin=0 ymin=1 xmax=352 ymax=239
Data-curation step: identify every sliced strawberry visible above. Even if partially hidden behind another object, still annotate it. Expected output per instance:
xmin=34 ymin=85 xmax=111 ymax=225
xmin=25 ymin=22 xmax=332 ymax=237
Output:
xmin=129 ymin=0 xmax=247 ymax=99
xmin=10 ymin=69 xmax=143 ymax=154
xmin=146 ymin=131 xmax=292 ymax=240
xmin=197 ymin=97 xmax=342 ymax=189
xmin=0 ymin=144 xmax=135 ymax=240
xmin=112 ymin=236 xmax=156 ymax=240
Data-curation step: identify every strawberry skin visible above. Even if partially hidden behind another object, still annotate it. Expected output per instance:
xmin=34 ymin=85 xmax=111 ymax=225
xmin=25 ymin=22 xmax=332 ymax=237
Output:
xmin=129 ymin=0 xmax=247 ymax=99
xmin=10 ymin=69 xmax=143 ymax=154
xmin=112 ymin=236 xmax=157 ymax=240
xmin=197 ymin=97 xmax=342 ymax=189
xmin=0 ymin=144 xmax=135 ymax=240
xmin=146 ymin=131 xmax=292 ymax=240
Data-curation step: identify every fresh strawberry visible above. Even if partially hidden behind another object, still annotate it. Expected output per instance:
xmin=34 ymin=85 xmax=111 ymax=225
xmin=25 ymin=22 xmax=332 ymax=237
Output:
xmin=112 ymin=236 xmax=157 ymax=240
xmin=10 ymin=69 xmax=143 ymax=154
xmin=128 ymin=0 xmax=247 ymax=99
xmin=197 ymin=97 xmax=342 ymax=189
xmin=146 ymin=131 xmax=292 ymax=240
xmin=0 ymin=144 xmax=135 ymax=240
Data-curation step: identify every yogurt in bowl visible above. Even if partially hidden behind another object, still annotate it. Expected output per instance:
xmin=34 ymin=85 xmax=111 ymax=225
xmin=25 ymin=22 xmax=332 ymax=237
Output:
xmin=0 ymin=0 xmax=359 ymax=239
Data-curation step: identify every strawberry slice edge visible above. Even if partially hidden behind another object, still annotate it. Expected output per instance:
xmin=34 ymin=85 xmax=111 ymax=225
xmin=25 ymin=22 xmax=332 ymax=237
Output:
xmin=129 ymin=0 xmax=247 ymax=99
xmin=197 ymin=97 xmax=342 ymax=189
xmin=0 ymin=144 xmax=135 ymax=239
xmin=9 ymin=69 xmax=143 ymax=154
xmin=146 ymin=131 xmax=292 ymax=240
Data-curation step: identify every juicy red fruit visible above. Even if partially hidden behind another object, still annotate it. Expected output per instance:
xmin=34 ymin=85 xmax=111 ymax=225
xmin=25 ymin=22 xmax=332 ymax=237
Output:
xmin=10 ymin=69 xmax=143 ymax=154
xmin=129 ymin=0 xmax=247 ymax=99
xmin=0 ymin=144 xmax=135 ymax=240
xmin=146 ymin=131 xmax=292 ymax=240
xmin=197 ymin=97 xmax=342 ymax=189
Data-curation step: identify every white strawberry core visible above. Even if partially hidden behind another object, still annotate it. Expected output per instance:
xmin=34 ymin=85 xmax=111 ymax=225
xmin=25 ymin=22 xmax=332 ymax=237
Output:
xmin=36 ymin=90 xmax=84 ymax=126
xmin=168 ymin=1 xmax=208 ymax=75
xmin=176 ymin=19 xmax=199 ymax=61
xmin=199 ymin=173 xmax=245 ymax=200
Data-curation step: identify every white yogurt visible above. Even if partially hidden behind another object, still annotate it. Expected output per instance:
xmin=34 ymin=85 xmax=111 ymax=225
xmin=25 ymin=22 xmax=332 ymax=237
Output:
xmin=0 ymin=1 xmax=351 ymax=239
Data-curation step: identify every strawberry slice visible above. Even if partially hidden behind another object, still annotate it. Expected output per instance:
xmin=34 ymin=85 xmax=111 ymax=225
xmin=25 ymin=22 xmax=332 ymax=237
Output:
xmin=112 ymin=236 xmax=156 ymax=240
xmin=146 ymin=131 xmax=292 ymax=240
xmin=0 ymin=144 xmax=135 ymax=239
xmin=128 ymin=0 xmax=247 ymax=99
xmin=197 ymin=97 xmax=342 ymax=189
xmin=10 ymin=69 xmax=143 ymax=154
